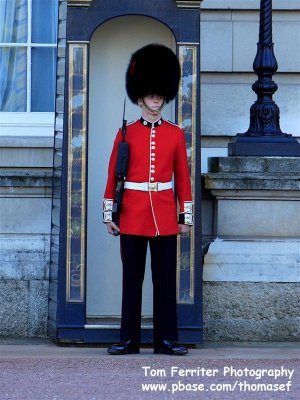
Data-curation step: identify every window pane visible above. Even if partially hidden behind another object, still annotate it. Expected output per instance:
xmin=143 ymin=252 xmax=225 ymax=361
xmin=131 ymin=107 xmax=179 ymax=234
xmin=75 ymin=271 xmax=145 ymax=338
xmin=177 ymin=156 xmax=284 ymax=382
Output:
xmin=31 ymin=47 xmax=56 ymax=111
xmin=32 ymin=0 xmax=58 ymax=43
xmin=0 ymin=0 xmax=28 ymax=43
xmin=0 ymin=47 xmax=27 ymax=111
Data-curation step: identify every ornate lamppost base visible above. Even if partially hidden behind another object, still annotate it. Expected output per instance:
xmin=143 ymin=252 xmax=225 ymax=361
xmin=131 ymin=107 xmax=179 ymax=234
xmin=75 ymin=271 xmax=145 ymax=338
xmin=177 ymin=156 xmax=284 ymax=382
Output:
xmin=228 ymin=0 xmax=300 ymax=158
xmin=229 ymin=136 xmax=300 ymax=157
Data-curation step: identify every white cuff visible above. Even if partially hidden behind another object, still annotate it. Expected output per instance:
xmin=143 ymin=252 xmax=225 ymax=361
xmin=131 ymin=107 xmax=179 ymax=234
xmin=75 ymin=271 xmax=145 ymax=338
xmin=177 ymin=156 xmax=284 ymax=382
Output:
xmin=103 ymin=199 xmax=114 ymax=222
xmin=182 ymin=201 xmax=193 ymax=226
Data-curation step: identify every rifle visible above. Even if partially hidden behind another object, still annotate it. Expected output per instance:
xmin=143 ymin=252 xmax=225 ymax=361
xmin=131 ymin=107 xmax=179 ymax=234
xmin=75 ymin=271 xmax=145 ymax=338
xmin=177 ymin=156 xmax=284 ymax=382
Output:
xmin=112 ymin=98 xmax=129 ymax=236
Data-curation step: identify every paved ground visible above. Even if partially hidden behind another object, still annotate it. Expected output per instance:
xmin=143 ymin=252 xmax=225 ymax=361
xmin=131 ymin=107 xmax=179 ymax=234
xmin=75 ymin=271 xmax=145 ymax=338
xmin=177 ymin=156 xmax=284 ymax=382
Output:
xmin=1 ymin=339 xmax=299 ymax=400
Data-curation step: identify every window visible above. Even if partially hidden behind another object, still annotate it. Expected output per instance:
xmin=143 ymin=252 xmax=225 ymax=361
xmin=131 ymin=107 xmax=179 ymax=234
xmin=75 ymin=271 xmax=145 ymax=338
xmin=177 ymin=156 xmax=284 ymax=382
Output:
xmin=0 ymin=0 xmax=58 ymax=135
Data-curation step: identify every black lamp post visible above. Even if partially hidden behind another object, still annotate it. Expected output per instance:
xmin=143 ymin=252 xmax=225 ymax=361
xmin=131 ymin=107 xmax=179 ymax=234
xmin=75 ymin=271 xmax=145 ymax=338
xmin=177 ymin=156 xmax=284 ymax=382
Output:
xmin=228 ymin=0 xmax=300 ymax=157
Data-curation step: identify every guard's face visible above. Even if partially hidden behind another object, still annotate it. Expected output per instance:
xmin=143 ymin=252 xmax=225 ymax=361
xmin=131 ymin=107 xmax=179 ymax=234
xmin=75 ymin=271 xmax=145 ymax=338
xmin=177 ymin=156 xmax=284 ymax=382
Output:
xmin=142 ymin=95 xmax=164 ymax=111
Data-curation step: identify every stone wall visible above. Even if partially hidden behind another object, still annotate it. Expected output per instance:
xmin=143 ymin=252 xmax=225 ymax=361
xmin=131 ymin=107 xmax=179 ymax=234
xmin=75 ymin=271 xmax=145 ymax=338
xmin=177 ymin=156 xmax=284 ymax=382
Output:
xmin=204 ymin=282 xmax=300 ymax=341
xmin=0 ymin=140 xmax=53 ymax=337
xmin=0 ymin=0 xmax=66 ymax=338
xmin=200 ymin=1 xmax=300 ymax=172
xmin=1 ymin=0 xmax=299 ymax=342
xmin=203 ymin=157 xmax=300 ymax=341
xmin=200 ymin=0 xmax=300 ymax=342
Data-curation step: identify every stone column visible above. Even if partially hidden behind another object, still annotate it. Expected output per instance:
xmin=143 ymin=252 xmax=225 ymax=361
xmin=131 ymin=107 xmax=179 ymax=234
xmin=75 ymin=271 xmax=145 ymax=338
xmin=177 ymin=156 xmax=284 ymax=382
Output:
xmin=203 ymin=156 xmax=300 ymax=341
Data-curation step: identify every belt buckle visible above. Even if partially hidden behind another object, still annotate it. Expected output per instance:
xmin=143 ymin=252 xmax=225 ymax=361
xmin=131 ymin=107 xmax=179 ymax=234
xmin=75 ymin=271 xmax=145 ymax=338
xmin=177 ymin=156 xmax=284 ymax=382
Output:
xmin=148 ymin=182 xmax=158 ymax=191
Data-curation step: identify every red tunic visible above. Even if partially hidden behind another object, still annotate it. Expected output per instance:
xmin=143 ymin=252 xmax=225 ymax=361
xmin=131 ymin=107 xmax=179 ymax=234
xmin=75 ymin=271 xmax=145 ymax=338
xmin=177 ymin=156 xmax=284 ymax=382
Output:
xmin=103 ymin=118 xmax=193 ymax=236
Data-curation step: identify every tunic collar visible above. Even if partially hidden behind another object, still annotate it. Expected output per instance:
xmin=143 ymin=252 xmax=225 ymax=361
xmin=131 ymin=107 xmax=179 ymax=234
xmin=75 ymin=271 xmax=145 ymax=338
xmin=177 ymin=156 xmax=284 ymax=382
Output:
xmin=140 ymin=116 xmax=163 ymax=128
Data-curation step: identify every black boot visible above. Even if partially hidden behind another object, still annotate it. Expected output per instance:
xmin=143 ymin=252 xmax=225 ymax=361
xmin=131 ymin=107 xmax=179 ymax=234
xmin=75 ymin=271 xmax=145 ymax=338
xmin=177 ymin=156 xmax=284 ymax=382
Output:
xmin=154 ymin=340 xmax=188 ymax=355
xmin=107 ymin=340 xmax=140 ymax=355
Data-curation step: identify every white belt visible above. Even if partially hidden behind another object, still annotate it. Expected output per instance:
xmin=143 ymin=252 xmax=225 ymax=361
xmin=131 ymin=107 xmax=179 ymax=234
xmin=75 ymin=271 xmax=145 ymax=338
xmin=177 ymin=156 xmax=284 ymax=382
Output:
xmin=124 ymin=181 xmax=173 ymax=192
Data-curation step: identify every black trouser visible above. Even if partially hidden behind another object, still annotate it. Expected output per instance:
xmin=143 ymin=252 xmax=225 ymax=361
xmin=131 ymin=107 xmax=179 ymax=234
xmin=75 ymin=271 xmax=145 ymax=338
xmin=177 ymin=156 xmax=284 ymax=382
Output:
xmin=120 ymin=234 xmax=178 ymax=343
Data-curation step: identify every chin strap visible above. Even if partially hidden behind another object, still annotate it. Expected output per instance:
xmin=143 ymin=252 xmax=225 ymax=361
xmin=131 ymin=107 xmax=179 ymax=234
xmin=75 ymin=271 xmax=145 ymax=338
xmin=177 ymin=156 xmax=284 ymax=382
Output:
xmin=141 ymin=99 xmax=165 ymax=115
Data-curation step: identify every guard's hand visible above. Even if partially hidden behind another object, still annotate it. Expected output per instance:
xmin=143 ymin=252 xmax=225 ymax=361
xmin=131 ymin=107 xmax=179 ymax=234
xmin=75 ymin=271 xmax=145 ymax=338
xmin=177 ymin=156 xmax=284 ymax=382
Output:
xmin=106 ymin=221 xmax=120 ymax=235
xmin=178 ymin=224 xmax=191 ymax=234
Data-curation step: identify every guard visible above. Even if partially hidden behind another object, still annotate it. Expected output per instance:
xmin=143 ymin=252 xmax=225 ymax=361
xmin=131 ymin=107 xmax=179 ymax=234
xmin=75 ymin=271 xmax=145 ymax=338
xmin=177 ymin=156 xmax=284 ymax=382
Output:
xmin=103 ymin=44 xmax=193 ymax=355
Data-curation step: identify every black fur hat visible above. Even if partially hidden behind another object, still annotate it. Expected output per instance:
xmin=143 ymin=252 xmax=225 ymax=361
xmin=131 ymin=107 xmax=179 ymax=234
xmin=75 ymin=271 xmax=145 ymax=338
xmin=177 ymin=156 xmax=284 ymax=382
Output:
xmin=126 ymin=44 xmax=181 ymax=104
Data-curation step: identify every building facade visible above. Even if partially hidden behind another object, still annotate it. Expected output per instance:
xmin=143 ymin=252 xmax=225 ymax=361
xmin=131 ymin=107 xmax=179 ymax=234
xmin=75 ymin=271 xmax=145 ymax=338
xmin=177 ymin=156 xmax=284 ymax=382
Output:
xmin=0 ymin=0 xmax=299 ymax=341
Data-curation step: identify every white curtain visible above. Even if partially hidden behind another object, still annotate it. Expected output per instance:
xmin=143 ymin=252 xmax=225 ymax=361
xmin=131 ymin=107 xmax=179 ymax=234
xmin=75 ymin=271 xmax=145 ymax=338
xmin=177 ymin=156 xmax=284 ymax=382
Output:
xmin=0 ymin=0 xmax=27 ymax=111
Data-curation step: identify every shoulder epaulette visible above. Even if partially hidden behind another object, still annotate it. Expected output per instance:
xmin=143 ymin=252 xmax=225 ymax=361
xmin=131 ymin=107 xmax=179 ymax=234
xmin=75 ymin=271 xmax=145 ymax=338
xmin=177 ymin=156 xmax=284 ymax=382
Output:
xmin=166 ymin=120 xmax=181 ymax=128
xmin=127 ymin=119 xmax=138 ymax=126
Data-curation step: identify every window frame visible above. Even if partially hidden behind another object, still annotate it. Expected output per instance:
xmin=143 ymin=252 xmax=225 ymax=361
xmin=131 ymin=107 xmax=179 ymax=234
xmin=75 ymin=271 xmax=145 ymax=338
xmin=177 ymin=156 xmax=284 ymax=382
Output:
xmin=0 ymin=0 xmax=58 ymax=137
xmin=0 ymin=112 xmax=56 ymax=136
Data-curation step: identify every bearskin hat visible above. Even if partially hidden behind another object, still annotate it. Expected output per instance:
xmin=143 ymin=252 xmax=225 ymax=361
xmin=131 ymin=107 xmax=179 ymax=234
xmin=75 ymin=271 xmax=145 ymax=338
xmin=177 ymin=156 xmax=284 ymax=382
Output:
xmin=126 ymin=44 xmax=181 ymax=104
